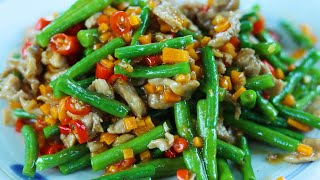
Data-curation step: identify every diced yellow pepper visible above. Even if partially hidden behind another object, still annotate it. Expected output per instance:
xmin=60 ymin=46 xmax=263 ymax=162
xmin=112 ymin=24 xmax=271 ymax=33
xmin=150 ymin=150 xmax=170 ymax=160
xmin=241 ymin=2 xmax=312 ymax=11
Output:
xmin=129 ymin=15 xmax=141 ymax=27
xmin=123 ymin=148 xmax=135 ymax=159
xmin=138 ymin=33 xmax=152 ymax=45
xmin=100 ymin=133 xmax=118 ymax=145
xmin=124 ymin=116 xmax=138 ymax=131
xmin=140 ymin=150 xmax=151 ymax=161
xmin=162 ymin=48 xmax=189 ymax=64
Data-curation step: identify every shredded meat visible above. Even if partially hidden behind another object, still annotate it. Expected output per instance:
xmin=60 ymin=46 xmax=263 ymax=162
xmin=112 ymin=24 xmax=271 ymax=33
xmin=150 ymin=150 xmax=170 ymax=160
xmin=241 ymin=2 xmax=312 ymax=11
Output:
xmin=41 ymin=48 xmax=68 ymax=69
xmin=213 ymin=0 xmax=240 ymax=11
xmin=217 ymin=118 xmax=235 ymax=143
xmin=88 ymin=79 xmax=115 ymax=99
xmin=3 ymin=108 xmax=15 ymax=126
xmin=153 ymin=0 xmax=187 ymax=32
xmin=148 ymin=94 xmax=175 ymax=109
xmin=85 ymin=13 xmax=101 ymax=29
xmin=107 ymin=118 xmax=131 ymax=134
xmin=87 ymin=141 xmax=107 ymax=154
xmin=306 ymin=96 xmax=320 ymax=116
xmin=207 ymin=12 xmax=240 ymax=48
xmin=60 ymin=133 xmax=77 ymax=148
xmin=225 ymin=91 xmax=241 ymax=119
xmin=283 ymin=138 xmax=320 ymax=163
xmin=113 ymin=80 xmax=147 ymax=118
xmin=235 ymin=48 xmax=261 ymax=77
xmin=113 ymin=134 xmax=136 ymax=147
xmin=147 ymin=132 xmax=174 ymax=151
xmin=154 ymin=32 xmax=174 ymax=42
xmin=0 ymin=74 xmax=24 ymax=101
xmin=265 ymin=78 xmax=285 ymax=96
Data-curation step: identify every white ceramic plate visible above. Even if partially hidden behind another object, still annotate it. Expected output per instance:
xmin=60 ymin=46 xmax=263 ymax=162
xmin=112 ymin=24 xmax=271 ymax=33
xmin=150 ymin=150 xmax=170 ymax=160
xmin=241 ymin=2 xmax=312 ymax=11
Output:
xmin=0 ymin=0 xmax=320 ymax=179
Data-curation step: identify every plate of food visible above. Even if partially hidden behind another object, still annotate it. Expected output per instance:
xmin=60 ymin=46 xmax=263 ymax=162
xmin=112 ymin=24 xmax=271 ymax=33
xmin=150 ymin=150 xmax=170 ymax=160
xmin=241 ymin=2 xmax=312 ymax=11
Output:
xmin=0 ymin=0 xmax=320 ymax=180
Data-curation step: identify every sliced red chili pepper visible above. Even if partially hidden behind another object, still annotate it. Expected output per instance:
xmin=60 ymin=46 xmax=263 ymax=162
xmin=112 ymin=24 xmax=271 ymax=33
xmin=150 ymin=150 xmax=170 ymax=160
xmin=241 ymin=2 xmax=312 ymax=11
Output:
xmin=262 ymin=91 xmax=270 ymax=100
xmin=65 ymin=97 xmax=91 ymax=116
xmin=50 ymin=33 xmax=81 ymax=56
xmin=70 ymin=119 xmax=89 ymax=144
xmin=252 ymin=16 xmax=265 ymax=35
xmin=144 ymin=55 xmax=162 ymax=67
xmin=21 ymin=39 xmax=32 ymax=58
xmin=177 ymin=169 xmax=190 ymax=180
xmin=105 ymin=158 xmax=136 ymax=174
xmin=107 ymin=74 xmax=128 ymax=84
xmin=164 ymin=147 xmax=177 ymax=158
xmin=15 ymin=119 xmax=27 ymax=132
xmin=96 ymin=62 xmax=114 ymax=80
xmin=59 ymin=125 xmax=72 ymax=135
xmin=173 ymin=137 xmax=189 ymax=153
xmin=35 ymin=17 xmax=51 ymax=31
xmin=66 ymin=23 xmax=85 ymax=36
xmin=262 ymin=60 xmax=275 ymax=76
xmin=34 ymin=118 xmax=47 ymax=132
xmin=230 ymin=36 xmax=241 ymax=48
xmin=110 ymin=11 xmax=132 ymax=35
xmin=42 ymin=143 xmax=64 ymax=155
xmin=38 ymin=132 xmax=46 ymax=150
xmin=61 ymin=117 xmax=72 ymax=126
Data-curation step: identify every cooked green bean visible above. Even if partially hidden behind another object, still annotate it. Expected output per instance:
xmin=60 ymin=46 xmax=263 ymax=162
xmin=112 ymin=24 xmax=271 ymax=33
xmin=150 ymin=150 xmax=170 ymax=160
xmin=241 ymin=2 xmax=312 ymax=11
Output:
xmin=225 ymin=115 xmax=300 ymax=152
xmin=77 ymin=29 xmax=99 ymax=48
xmin=77 ymin=76 xmax=96 ymax=88
xmin=22 ymin=125 xmax=39 ymax=177
xmin=174 ymin=101 xmax=208 ymax=179
xmin=256 ymin=30 xmax=274 ymax=43
xmin=240 ymin=21 xmax=253 ymax=33
xmin=56 ymin=77 xmax=129 ymax=118
xmin=273 ymin=49 xmax=320 ymax=103
xmin=246 ymin=74 xmax=275 ymax=91
xmin=256 ymin=93 xmax=278 ymax=121
xmin=13 ymin=109 xmax=36 ymax=119
xmin=178 ymin=29 xmax=203 ymax=40
xmin=280 ymin=20 xmax=313 ymax=49
xmin=270 ymin=127 xmax=304 ymax=141
xmin=202 ymin=46 xmax=219 ymax=128
xmin=295 ymin=87 xmax=320 ymax=109
xmin=279 ymin=52 xmax=295 ymax=65
xmin=91 ymin=125 xmax=166 ymax=171
xmin=123 ymin=6 xmax=150 ymax=63
xmin=264 ymin=55 xmax=287 ymax=72
xmin=59 ymin=154 xmax=91 ymax=175
xmin=114 ymin=62 xmax=191 ymax=79
xmin=43 ymin=125 xmax=60 ymax=139
xmin=217 ymin=139 xmax=245 ymax=164
xmin=239 ymin=136 xmax=255 ymax=180
xmin=115 ymin=35 xmax=193 ymax=59
xmin=240 ymin=110 xmax=288 ymax=128
xmin=36 ymin=0 xmax=112 ymax=47
xmin=94 ymin=165 xmax=155 ymax=180
xmin=275 ymin=104 xmax=320 ymax=129
xmin=239 ymin=33 xmax=251 ymax=48
xmin=240 ymin=90 xmax=257 ymax=109
xmin=36 ymin=144 xmax=89 ymax=171
xmin=113 ymin=0 xmax=147 ymax=7
xmin=240 ymin=11 xmax=258 ymax=22
xmin=217 ymin=158 xmax=234 ymax=180
xmin=197 ymin=99 xmax=207 ymax=138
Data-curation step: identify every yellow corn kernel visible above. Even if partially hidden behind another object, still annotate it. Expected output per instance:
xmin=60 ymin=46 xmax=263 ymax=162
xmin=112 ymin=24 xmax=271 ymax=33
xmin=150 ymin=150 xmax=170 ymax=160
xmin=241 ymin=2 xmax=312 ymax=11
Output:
xmin=282 ymin=94 xmax=295 ymax=107
xmin=58 ymin=97 xmax=68 ymax=121
xmin=39 ymin=84 xmax=52 ymax=95
xmin=297 ymin=144 xmax=313 ymax=156
xmin=138 ymin=33 xmax=152 ymax=44
xmin=201 ymin=36 xmax=212 ymax=47
xmin=129 ymin=15 xmax=141 ymax=27
xmin=219 ymin=76 xmax=232 ymax=91
xmin=182 ymin=19 xmax=189 ymax=28
xmin=220 ymin=43 xmax=237 ymax=58
xmin=101 ymin=59 xmax=115 ymax=68
xmin=98 ymin=23 xmax=109 ymax=33
xmin=291 ymin=48 xmax=305 ymax=59
xmin=188 ymin=49 xmax=200 ymax=61
xmin=144 ymin=83 xmax=157 ymax=94
xmin=287 ymin=64 xmax=296 ymax=71
xmin=193 ymin=137 xmax=203 ymax=148
xmin=100 ymin=32 xmax=111 ymax=43
xmin=50 ymin=106 xmax=58 ymax=120
xmin=231 ymin=87 xmax=246 ymax=101
xmin=214 ymin=20 xmax=231 ymax=33
xmin=175 ymin=74 xmax=191 ymax=84
xmin=162 ymin=48 xmax=189 ymax=64
xmin=133 ymin=126 xmax=150 ymax=136
xmin=144 ymin=116 xmax=155 ymax=130
xmin=123 ymin=148 xmax=135 ymax=159
xmin=124 ymin=116 xmax=138 ymax=131
xmin=193 ymin=41 xmax=200 ymax=49
xmin=287 ymin=118 xmax=311 ymax=132
xmin=212 ymin=15 xmax=227 ymax=25
xmin=156 ymin=85 xmax=164 ymax=93
xmin=163 ymin=90 xmax=181 ymax=103
xmin=103 ymin=7 xmax=117 ymax=16
xmin=25 ymin=100 xmax=38 ymax=112
xmin=122 ymin=33 xmax=132 ymax=44
xmin=45 ymin=116 xmax=58 ymax=125
xmin=136 ymin=118 xmax=146 ymax=127
xmin=185 ymin=44 xmax=194 ymax=51
xmin=231 ymin=70 xmax=246 ymax=91
xmin=125 ymin=7 xmax=142 ymax=15
xmin=140 ymin=150 xmax=151 ymax=161
xmin=40 ymin=103 xmax=51 ymax=115
xmin=191 ymin=64 xmax=203 ymax=78
xmin=93 ymin=43 xmax=103 ymax=50
xmin=276 ymin=176 xmax=286 ymax=180
xmin=160 ymin=21 xmax=172 ymax=33
xmin=274 ymin=68 xmax=285 ymax=79
xmin=9 ymin=101 xmax=22 ymax=109
xmin=100 ymin=132 xmax=118 ymax=145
